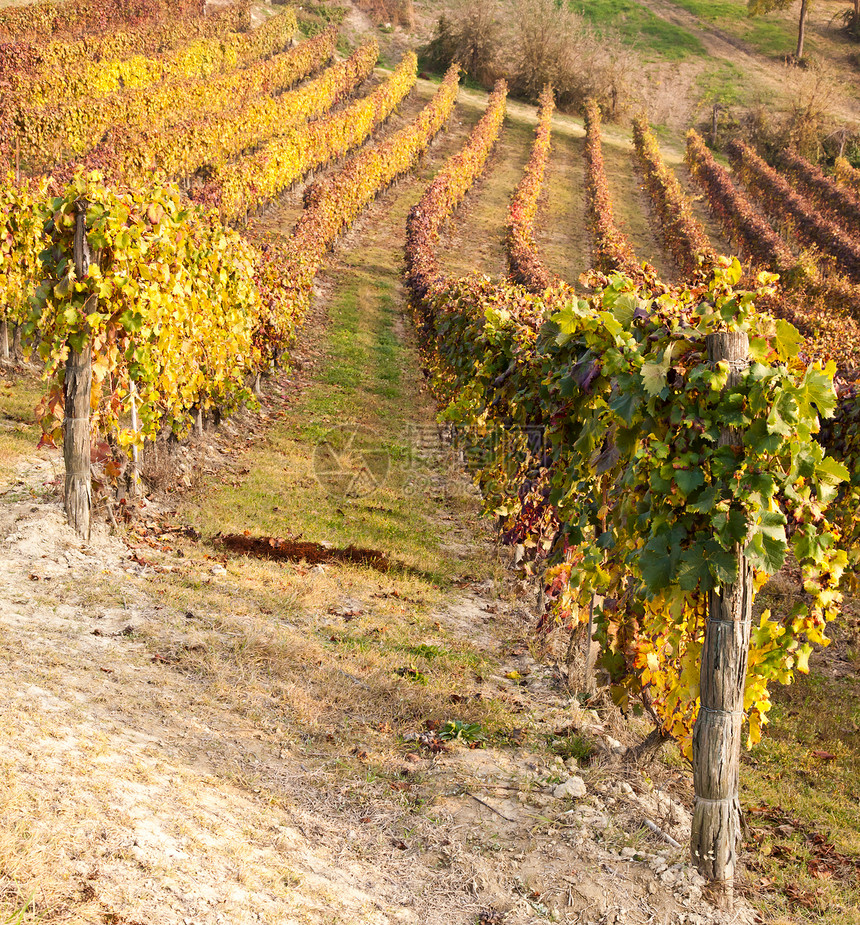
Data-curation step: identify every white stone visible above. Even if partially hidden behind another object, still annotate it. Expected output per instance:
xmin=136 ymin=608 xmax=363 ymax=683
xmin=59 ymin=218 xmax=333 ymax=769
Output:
xmin=552 ymin=776 xmax=586 ymax=799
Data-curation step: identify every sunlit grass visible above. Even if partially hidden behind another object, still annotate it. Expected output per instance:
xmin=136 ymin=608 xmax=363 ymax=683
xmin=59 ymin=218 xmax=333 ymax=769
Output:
xmin=738 ymin=613 xmax=860 ymax=924
xmin=572 ymin=0 xmax=706 ymax=61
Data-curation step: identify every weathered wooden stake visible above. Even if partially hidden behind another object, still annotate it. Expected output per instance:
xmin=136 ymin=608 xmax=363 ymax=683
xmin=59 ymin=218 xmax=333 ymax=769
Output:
xmin=691 ymin=330 xmax=752 ymax=911
xmin=64 ymin=200 xmax=95 ymax=540
xmin=0 ymin=320 xmax=8 ymax=361
xmin=583 ymin=594 xmax=597 ymax=694
xmin=129 ymin=381 xmax=140 ymax=497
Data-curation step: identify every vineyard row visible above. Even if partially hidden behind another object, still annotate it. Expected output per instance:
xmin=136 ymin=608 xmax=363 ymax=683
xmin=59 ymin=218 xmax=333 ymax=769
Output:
xmin=505 ymin=86 xmax=558 ymax=293
xmin=2 ymin=5 xmax=294 ymax=109
xmin=76 ymin=32 xmax=371 ymax=188
xmin=686 ymin=130 xmax=860 ymax=369
xmin=14 ymin=15 xmax=329 ymax=172
xmin=583 ymin=101 xmax=645 ymax=283
xmin=405 ymin=80 xmax=508 ymax=305
xmin=632 ymin=116 xmax=715 ymax=280
xmin=195 ymin=50 xmax=419 ymax=222
xmin=729 ymin=139 xmax=860 ymax=284
xmin=0 ymin=0 xmax=206 ymax=41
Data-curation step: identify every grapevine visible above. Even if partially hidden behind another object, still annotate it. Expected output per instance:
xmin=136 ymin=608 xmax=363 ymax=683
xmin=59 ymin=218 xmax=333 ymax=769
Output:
xmin=405 ymin=80 xmax=508 ymax=307
xmin=505 ymin=86 xmax=560 ymax=292
xmin=28 ymin=172 xmax=264 ymax=450
xmin=632 ymin=116 xmax=715 ymax=280
xmin=15 ymin=18 xmax=331 ymax=171
xmin=256 ymin=63 xmax=462 ymax=363
xmin=729 ymin=139 xmax=860 ymax=284
xmin=686 ymin=130 xmax=860 ymax=367
xmin=412 ymin=265 xmax=847 ymax=757
xmin=583 ymin=100 xmax=647 ymax=282
xmin=86 ymin=35 xmax=374 ymax=188
xmin=196 ymin=49 xmax=418 ymax=223
xmin=781 ymin=148 xmax=860 ymax=236
xmin=835 ymin=156 xmax=860 ymax=199
xmin=3 ymin=6 xmax=295 ymax=109
xmin=0 ymin=0 xmax=207 ymax=42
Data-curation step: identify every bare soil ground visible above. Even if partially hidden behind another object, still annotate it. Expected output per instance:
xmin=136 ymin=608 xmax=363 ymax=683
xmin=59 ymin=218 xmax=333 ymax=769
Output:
xmin=0 ymin=394 xmax=755 ymax=925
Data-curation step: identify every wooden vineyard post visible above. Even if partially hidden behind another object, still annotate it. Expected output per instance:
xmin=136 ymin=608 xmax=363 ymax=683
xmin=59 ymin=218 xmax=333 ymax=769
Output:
xmin=64 ymin=200 xmax=95 ymax=540
xmin=691 ymin=330 xmax=753 ymax=910
xmin=129 ymin=380 xmax=140 ymax=497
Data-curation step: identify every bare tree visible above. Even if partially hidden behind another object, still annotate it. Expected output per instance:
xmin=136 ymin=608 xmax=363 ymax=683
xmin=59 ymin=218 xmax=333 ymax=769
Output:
xmin=421 ymin=0 xmax=503 ymax=85
xmin=422 ymin=0 xmax=634 ymax=116
xmin=748 ymin=0 xmax=811 ymax=60
xmin=509 ymin=0 xmax=633 ymax=112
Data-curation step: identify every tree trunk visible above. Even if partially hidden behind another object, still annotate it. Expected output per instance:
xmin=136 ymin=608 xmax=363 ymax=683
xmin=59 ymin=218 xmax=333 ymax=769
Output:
xmin=854 ymin=0 xmax=859 ymax=29
xmin=796 ymin=0 xmax=808 ymax=59
xmin=64 ymin=201 xmax=95 ymax=540
xmin=690 ymin=331 xmax=753 ymax=911
xmin=129 ymin=381 xmax=140 ymax=497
